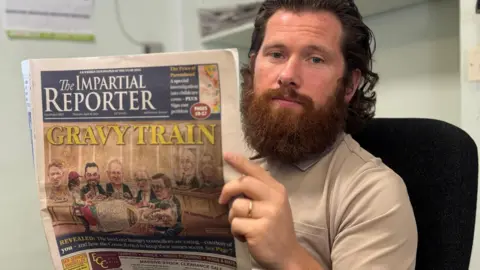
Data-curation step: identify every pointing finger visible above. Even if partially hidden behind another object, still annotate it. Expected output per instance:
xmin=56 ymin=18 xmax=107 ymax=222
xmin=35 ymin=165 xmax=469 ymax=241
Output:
xmin=223 ymin=153 xmax=275 ymax=186
xmin=219 ymin=175 xmax=270 ymax=204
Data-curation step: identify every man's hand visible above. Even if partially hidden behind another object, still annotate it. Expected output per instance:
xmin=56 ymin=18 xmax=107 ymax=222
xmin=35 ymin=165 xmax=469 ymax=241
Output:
xmin=219 ymin=153 xmax=308 ymax=269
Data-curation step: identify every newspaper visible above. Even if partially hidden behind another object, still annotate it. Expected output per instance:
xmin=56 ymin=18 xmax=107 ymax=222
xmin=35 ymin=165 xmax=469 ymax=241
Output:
xmin=22 ymin=48 xmax=252 ymax=270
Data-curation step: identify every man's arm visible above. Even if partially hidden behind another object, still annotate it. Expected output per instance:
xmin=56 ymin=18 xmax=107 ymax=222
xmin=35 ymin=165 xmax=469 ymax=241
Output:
xmin=80 ymin=186 xmax=88 ymax=201
xmin=331 ymin=163 xmax=418 ymax=269
xmin=283 ymin=242 xmax=324 ymax=270
xmin=173 ymin=196 xmax=182 ymax=223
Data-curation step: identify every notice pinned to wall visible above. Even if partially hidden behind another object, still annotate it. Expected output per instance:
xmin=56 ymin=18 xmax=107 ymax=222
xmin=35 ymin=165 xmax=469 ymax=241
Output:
xmin=468 ymin=45 xmax=480 ymax=81
xmin=2 ymin=0 xmax=95 ymax=42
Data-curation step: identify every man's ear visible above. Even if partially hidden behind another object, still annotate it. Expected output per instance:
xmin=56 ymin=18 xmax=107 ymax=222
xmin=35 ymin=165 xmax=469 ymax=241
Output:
xmin=345 ymin=69 xmax=361 ymax=103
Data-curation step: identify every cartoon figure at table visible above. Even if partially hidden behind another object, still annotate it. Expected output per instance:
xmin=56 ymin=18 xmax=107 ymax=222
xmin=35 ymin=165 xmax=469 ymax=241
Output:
xmin=134 ymin=168 xmax=157 ymax=208
xmin=79 ymin=162 xmax=107 ymax=204
xmin=105 ymin=158 xmax=134 ymax=200
xmin=46 ymin=160 xmax=70 ymax=203
xmin=67 ymin=171 xmax=83 ymax=206
xmin=175 ymin=148 xmax=200 ymax=189
xmin=147 ymin=173 xmax=184 ymax=236
xmin=67 ymin=171 xmax=93 ymax=233
xmin=199 ymin=152 xmax=222 ymax=188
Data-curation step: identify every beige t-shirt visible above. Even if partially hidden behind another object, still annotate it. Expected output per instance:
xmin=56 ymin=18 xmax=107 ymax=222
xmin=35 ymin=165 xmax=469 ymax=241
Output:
xmin=251 ymin=133 xmax=418 ymax=270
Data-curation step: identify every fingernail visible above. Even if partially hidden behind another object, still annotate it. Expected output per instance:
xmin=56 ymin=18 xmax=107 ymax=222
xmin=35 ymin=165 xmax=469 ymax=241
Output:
xmin=224 ymin=152 xmax=233 ymax=161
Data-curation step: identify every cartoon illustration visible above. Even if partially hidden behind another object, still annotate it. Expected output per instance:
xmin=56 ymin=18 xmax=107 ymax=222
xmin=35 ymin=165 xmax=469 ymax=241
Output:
xmin=199 ymin=64 xmax=221 ymax=113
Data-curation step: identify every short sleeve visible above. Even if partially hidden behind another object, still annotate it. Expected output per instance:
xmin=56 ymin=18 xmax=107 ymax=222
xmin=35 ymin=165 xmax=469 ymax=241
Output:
xmin=331 ymin=162 xmax=418 ymax=270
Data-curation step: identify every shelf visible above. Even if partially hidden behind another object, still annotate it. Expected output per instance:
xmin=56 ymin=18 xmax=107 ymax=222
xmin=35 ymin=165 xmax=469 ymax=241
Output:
xmin=201 ymin=22 xmax=254 ymax=49
xmin=201 ymin=0 xmax=429 ymax=49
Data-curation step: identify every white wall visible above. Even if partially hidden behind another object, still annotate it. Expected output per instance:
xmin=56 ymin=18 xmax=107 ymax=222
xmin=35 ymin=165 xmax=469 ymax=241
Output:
xmin=0 ymin=0 xmax=180 ymax=269
xmin=368 ymin=0 xmax=460 ymax=126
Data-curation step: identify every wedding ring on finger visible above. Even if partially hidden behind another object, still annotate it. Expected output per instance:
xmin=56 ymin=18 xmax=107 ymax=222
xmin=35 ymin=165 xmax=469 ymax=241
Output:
xmin=247 ymin=199 xmax=253 ymax=218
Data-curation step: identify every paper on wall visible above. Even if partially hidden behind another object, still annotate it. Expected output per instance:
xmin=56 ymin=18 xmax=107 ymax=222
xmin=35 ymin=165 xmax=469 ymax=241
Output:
xmin=2 ymin=0 xmax=94 ymax=41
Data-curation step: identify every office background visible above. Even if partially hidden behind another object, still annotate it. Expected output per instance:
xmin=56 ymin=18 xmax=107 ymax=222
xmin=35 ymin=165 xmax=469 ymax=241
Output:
xmin=0 ymin=0 xmax=477 ymax=269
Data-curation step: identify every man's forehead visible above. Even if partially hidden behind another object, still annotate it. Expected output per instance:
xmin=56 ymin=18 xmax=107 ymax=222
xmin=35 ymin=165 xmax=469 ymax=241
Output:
xmin=268 ymin=9 xmax=342 ymax=29
xmin=264 ymin=9 xmax=343 ymax=47
xmin=49 ymin=166 xmax=61 ymax=172
xmin=136 ymin=173 xmax=148 ymax=178
xmin=110 ymin=162 xmax=121 ymax=167
xmin=109 ymin=164 xmax=122 ymax=171
xmin=152 ymin=178 xmax=165 ymax=184
xmin=181 ymin=150 xmax=195 ymax=159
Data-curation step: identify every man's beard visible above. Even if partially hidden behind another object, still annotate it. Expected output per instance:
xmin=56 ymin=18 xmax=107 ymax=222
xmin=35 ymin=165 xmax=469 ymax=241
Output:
xmin=240 ymin=83 xmax=348 ymax=164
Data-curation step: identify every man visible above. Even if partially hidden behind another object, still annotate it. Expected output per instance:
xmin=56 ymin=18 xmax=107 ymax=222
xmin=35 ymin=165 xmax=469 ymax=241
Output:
xmin=80 ymin=162 xmax=106 ymax=202
xmin=199 ymin=152 xmax=221 ymax=188
xmin=105 ymin=158 xmax=133 ymax=200
xmin=68 ymin=171 xmax=92 ymax=233
xmin=218 ymin=1 xmax=418 ymax=270
xmin=78 ymin=162 xmax=107 ymax=232
xmin=46 ymin=160 xmax=69 ymax=202
xmin=176 ymin=148 xmax=200 ymax=189
xmin=149 ymin=173 xmax=184 ymax=236
xmin=134 ymin=169 xmax=156 ymax=207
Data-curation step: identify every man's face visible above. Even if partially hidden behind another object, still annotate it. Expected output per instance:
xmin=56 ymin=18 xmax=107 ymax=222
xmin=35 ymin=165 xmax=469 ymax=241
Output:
xmin=108 ymin=163 xmax=123 ymax=185
xmin=85 ymin=166 xmax=100 ymax=185
xmin=136 ymin=171 xmax=150 ymax=191
xmin=48 ymin=166 xmax=63 ymax=187
xmin=151 ymin=178 xmax=171 ymax=200
xmin=241 ymin=10 xmax=354 ymax=163
xmin=201 ymin=154 xmax=213 ymax=165
xmin=200 ymin=155 xmax=215 ymax=177
xmin=179 ymin=151 xmax=195 ymax=175
xmin=254 ymin=10 xmax=346 ymax=112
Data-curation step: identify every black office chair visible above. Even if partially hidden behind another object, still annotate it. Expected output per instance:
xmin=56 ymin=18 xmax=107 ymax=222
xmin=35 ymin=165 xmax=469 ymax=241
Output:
xmin=352 ymin=118 xmax=478 ymax=270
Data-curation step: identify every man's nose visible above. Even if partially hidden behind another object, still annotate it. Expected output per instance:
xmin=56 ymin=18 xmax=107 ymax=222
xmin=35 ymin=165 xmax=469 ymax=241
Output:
xmin=277 ymin=57 xmax=301 ymax=89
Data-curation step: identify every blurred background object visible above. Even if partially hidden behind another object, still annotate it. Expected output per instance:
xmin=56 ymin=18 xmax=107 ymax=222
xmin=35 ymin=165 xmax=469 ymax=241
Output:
xmin=198 ymin=1 xmax=261 ymax=37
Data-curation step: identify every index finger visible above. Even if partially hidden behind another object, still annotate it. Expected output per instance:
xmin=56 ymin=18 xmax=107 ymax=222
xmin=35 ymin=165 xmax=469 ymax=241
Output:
xmin=223 ymin=152 xmax=275 ymax=185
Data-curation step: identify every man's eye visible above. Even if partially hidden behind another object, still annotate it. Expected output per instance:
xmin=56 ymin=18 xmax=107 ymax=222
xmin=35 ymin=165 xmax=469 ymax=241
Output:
xmin=269 ymin=52 xmax=283 ymax=58
xmin=310 ymin=57 xmax=324 ymax=64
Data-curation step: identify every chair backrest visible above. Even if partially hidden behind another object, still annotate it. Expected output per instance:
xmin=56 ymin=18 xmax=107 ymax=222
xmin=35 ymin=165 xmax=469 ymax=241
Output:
xmin=352 ymin=118 xmax=478 ymax=270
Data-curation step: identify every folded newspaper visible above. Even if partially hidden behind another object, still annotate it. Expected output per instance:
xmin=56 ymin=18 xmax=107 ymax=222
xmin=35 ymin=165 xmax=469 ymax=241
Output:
xmin=22 ymin=48 xmax=252 ymax=270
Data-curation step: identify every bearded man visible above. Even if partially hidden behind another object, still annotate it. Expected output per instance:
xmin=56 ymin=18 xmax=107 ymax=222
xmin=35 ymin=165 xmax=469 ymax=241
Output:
xmin=218 ymin=1 xmax=418 ymax=269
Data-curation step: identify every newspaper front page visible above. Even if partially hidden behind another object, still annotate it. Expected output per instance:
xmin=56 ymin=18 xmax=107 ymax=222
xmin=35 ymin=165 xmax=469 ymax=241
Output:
xmin=22 ymin=49 xmax=252 ymax=270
